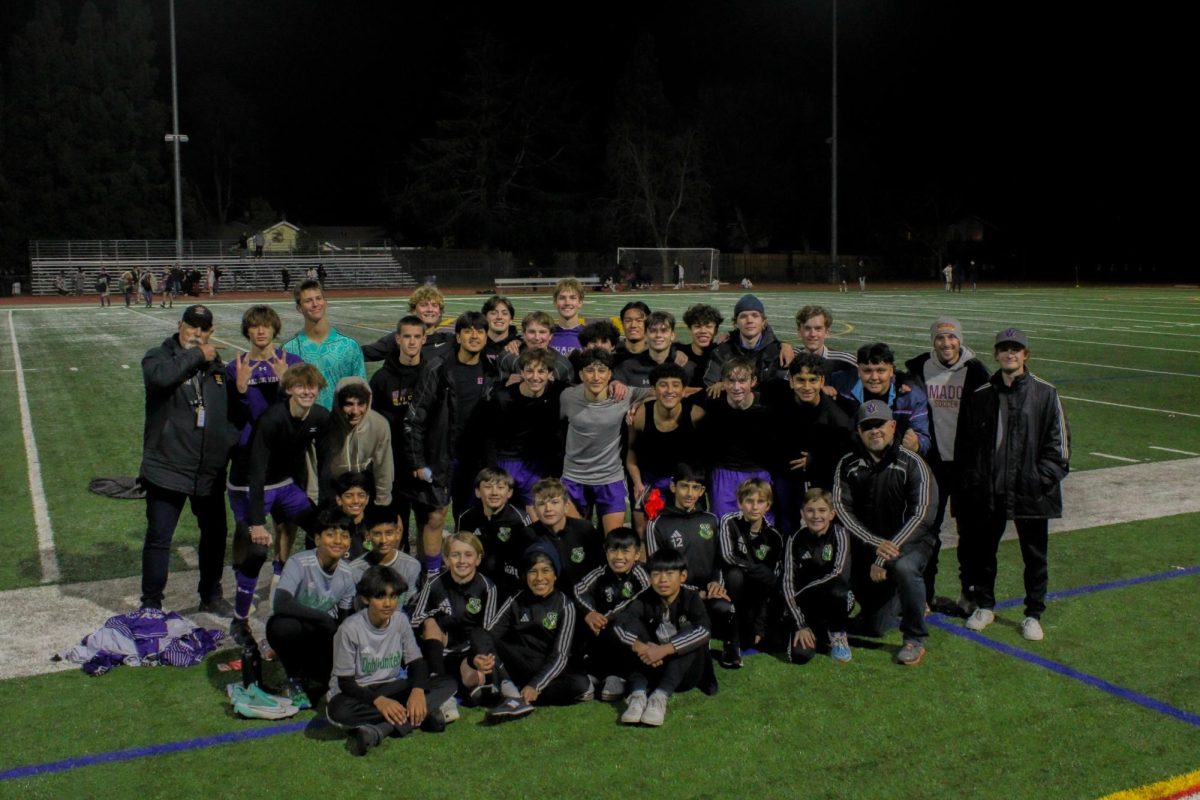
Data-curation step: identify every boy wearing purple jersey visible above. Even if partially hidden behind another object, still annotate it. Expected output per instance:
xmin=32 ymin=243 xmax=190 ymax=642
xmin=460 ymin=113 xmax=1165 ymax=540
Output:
xmin=227 ymin=306 xmax=305 ymax=589
xmin=549 ymin=278 xmax=586 ymax=356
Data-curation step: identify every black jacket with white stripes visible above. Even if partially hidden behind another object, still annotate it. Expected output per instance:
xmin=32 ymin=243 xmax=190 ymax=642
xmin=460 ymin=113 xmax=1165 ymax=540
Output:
xmin=783 ymin=522 xmax=850 ymax=628
xmin=408 ymin=569 xmax=501 ymax=653
xmin=472 ymin=588 xmax=576 ymax=693
xmin=574 ymin=563 xmax=650 ymax=618
xmin=717 ymin=512 xmax=784 ymax=588
xmin=833 ymin=440 xmax=937 ymax=567
xmin=613 ymin=586 xmax=711 ymax=655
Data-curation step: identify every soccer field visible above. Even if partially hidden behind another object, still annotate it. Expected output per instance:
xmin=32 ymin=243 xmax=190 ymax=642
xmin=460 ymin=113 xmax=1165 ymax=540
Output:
xmin=1 ymin=285 xmax=1198 ymax=798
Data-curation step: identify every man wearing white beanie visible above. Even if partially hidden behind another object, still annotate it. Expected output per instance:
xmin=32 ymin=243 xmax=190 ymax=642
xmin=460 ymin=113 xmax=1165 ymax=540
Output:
xmin=904 ymin=318 xmax=989 ymax=613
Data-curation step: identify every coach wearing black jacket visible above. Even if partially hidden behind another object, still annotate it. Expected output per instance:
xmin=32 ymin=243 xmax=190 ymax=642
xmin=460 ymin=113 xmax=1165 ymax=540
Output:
xmin=139 ymin=305 xmax=237 ymax=612
xmin=833 ymin=401 xmax=937 ymax=666
xmin=954 ymin=327 xmax=1070 ymax=642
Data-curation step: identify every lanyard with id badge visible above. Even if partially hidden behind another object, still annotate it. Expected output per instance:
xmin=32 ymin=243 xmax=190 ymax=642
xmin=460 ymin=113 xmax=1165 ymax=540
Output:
xmin=190 ymin=373 xmax=207 ymax=428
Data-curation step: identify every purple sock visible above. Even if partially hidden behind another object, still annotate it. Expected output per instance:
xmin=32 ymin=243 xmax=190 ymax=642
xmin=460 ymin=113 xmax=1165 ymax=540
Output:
xmin=423 ymin=554 xmax=443 ymax=573
xmin=272 ymin=559 xmax=283 ymax=577
xmin=234 ymin=570 xmax=258 ymax=620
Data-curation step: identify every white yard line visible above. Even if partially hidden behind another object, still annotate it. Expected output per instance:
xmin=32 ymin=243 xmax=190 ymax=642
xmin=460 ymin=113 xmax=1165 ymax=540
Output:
xmin=1090 ymin=452 xmax=1141 ymax=463
xmin=7 ymin=310 xmax=61 ymax=584
xmin=1149 ymin=446 xmax=1200 ymax=456
xmin=1059 ymin=395 xmax=1200 ymax=419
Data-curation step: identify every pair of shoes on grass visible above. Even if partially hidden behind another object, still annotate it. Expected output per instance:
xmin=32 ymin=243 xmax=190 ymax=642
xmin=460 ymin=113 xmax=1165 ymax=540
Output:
xmin=965 ymin=608 xmax=1045 ymax=641
xmin=621 ymin=691 xmax=669 ymax=726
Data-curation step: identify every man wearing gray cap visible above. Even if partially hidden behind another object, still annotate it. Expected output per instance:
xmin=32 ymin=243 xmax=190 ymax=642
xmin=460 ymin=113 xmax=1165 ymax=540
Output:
xmin=833 ymin=400 xmax=937 ymax=666
xmin=139 ymin=305 xmax=238 ymax=613
xmin=954 ymin=327 xmax=1070 ymax=641
xmin=904 ymin=318 xmax=990 ymax=613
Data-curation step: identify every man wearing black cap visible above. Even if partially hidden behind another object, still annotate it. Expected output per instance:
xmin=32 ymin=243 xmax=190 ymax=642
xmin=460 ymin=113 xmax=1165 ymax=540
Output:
xmin=954 ymin=328 xmax=1070 ymax=642
xmin=139 ymin=305 xmax=237 ymax=613
xmin=833 ymin=400 xmax=937 ymax=665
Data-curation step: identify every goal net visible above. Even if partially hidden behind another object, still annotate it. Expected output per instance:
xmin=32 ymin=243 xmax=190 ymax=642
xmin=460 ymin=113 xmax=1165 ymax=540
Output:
xmin=615 ymin=247 xmax=720 ymax=288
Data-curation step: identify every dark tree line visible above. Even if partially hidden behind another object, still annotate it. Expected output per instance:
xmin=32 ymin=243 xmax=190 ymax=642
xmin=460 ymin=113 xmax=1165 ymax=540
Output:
xmin=1 ymin=0 xmax=169 ymax=270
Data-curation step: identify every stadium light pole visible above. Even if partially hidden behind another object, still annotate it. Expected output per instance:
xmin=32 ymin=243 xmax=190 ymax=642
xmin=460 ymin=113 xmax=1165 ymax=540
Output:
xmin=830 ymin=0 xmax=839 ymax=269
xmin=166 ymin=0 xmax=186 ymax=265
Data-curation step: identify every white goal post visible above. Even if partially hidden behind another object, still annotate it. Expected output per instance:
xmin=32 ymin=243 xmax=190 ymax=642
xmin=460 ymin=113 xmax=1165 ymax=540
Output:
xmin=616 ymin=247 xmax=720 ymax=287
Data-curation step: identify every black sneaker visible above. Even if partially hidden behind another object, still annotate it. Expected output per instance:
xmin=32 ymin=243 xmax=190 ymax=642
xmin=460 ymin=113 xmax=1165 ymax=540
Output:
xmin=719 ymin=642 xmax=743 ymax=670
xmin=199 ymin=596 xmax=234 ymax=617
xmin=421 ymin=709 xmax=446 ymax=733
xmin=486 ymin=697 xmax=535 ymax=722
xmin=349 ymin=725 xmax=383 ymax=757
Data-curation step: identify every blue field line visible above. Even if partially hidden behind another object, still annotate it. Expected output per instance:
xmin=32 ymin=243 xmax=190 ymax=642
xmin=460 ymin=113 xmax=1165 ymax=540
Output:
xmin=992 ymin=565 xmax=1200 ymax=611
xmin=930 ymin=564 xmax=1200 ymax=729
xmin=926 ymin=617 xmax=1200 ymax=728
xmin=3 ymin=566 xmax=1198 ymax=782
xmin=0 ymin=718 xmax=321 ymax=781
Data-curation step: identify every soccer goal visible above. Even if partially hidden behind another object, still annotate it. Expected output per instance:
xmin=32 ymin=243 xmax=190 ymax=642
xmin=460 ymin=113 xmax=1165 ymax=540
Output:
xmin=615 ymin=247 xmax=720 ymax=288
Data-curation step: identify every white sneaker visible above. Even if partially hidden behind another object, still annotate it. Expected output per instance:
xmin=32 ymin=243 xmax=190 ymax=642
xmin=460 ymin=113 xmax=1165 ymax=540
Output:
xmin=640 ymin=691 xmax=668 ymax=727
xmin=1020 ymin=617 xmax=1044 ymax=641
xmin=965 ymin=607 xmax=995 ymax=632
xmin=438 ymin=697 xmax=460 ymax=723
xmin=621 ymin=692 xmax=647 ymax=725
xmin=600 ymin=675 xmax=626 ymax=702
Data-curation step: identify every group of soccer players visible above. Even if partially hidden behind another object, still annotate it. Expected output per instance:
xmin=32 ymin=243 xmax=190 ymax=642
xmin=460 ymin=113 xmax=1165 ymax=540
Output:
xmin=148 ymin=276 xmax=1069 ymax=754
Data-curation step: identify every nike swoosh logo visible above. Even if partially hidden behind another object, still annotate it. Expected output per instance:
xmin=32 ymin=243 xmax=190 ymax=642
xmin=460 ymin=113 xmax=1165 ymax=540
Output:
xmin=432 ymin=342 xmax=448 ymax=348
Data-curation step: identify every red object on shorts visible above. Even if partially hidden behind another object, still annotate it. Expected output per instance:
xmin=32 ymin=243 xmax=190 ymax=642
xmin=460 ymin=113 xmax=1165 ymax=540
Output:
xmin=645 ymin=487 xmax=665 ymax=520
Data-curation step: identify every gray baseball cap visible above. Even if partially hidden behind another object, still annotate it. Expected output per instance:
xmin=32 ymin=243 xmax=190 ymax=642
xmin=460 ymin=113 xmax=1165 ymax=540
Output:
xmin=855 ymin=400 xmax=893 ymax=426
xmin=994 ymin=327 xmax=1028 ymax=349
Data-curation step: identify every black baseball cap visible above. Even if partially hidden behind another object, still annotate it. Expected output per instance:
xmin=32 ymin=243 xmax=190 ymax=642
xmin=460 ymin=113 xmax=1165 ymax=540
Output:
xmin=994 ymin=327 xmax=1028 ymax=349
xmin=181 ymin=305 xmax=214 ymax=330
xmin=855 ymin=400 xmax=894 ymax=427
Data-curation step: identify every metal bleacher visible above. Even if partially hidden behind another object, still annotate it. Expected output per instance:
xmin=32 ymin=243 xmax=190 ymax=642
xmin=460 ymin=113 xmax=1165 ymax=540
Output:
xmin=27 ymin=240 xmax=419 ymax=295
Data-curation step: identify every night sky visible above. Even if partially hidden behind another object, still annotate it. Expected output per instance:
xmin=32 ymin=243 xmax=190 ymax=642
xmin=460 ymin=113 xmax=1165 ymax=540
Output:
xmin=1 ymin=1 xmax=1183 ymax=262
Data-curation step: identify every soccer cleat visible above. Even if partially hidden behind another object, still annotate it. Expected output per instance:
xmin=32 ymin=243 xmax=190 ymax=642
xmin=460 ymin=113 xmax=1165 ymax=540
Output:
xmin=719 ymin=641 xmax=743 ymax=670
xmin=286 ymin=680 xmax=312 ymax=711
xmin=438 ymin=697 xmax=460 ymax=723
xmin=486 ymin=697 xmax=535 ymax=722
xmin=965 ymin=608 xmax=995 ymax=632
xmin=894 ymin=640 xmax=926 ymax=666
xmin=1020 ymin=616 xmax=1045 ymax=641
xmin=600 ymin=675 xmax=627 ymax=702
xmin=640 ymin=691 xmax=668 ymax=727
xmin=499 ymin=679 xmax=521 ymax=700
xmin=621 ymin=692 xmax=648 ymax=725
xmin=829 ymin=631 xmax=852 ymax=663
